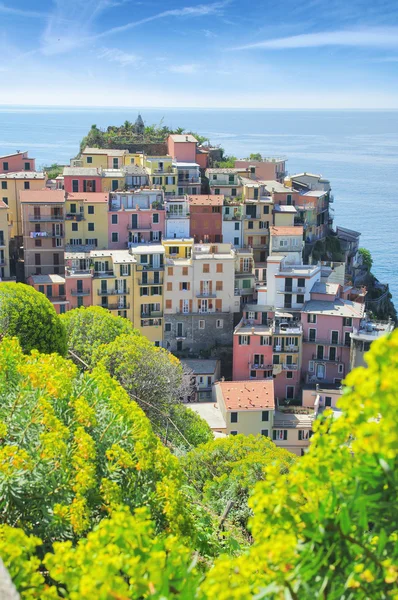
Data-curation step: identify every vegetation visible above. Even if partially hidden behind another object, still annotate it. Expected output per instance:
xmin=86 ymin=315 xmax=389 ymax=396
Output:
xmin=214 ymin=154 xmax=237 ymax=168
xmin=311 ymin=235 xmax=345 ymax=262
xmin=0 ymin=327 xmax=397 ymax=598
xmin=42 ymin=163 xmax=64 ymax=179
xmin=359 ymin=247 xmax=373 ymax=271
xmin=247 ymin=153 xmax=262 ymax=161
xmin=79 ymin=120 xmax=208 ymax=153
xmin=0 ymin=283 xmax=66 ymax=355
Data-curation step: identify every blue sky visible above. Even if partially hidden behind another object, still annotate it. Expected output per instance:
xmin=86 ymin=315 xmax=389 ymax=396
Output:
xmin=2 ymin=0 xmax=398 ymax=107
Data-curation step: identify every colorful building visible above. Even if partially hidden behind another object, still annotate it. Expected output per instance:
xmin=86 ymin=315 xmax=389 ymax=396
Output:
xmin=90 ymin=249 xmax=135 ymax=321
xmin=181 ymin=359 xmax=221 ymax=401
xmin=175 ymin=161 xmax=201 ymax=196
xmin=234 ymin=157 xmax=287 ymax=182
xmin=63 ymin=167 xmax=102 ymax=194
xmin=79 ymin=147 xmax=128 ymax=169
xmin=144 ymin=156 xmax=177 ymax=196
xmin=167 ymin=134 xmax=198 ymax=163
xmin=20 ymin=189 xmax=65 ymax=279
xmin=189 ymin=194 xmax=224 ymax=243
xmin=0 ymin=171 xmax=46 ymax=237
xmin=165 ymin=196 xmax=190 ymax=239
xmin=222 ymin=200 xmax=244 ymax=247
xmin=27 ymin=274 xmax=68 ymax=314
xmin=65 ymin=192 xmax=109 ymax=252
xmin=0 ymin=200 xmax=11 ymax=279
xmin=64 ymin=253 xmax=93 ymax=310
xmin=0 ymin=151 xmax=36 ymax=174
xmin=206 ymin=168 xmax=245 ymax=198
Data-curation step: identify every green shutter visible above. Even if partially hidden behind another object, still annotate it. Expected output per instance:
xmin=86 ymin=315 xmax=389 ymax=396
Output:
xmin=273 ymin=430 xmax=276 ymax=441
xmin=284 ymin=430 xmax=288 ymax=441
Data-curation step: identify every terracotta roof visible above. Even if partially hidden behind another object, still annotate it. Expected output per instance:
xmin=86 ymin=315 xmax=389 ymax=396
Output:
xmin=66 ymin=192 xmax=108 ymax=204
xmin=270 ymin=226 xmax=303 ymax=236
xmin=20 ymin=189 xmax=65 ymax=204
xmin=29 ymin=274 xmax=65 ymax=284
xmin=188 ymin=194 xmax=224 ymax=206
xmin=0 ymin=200 xmax=8 ymax=209
xmin=169 ymin=134 xmax=197 ymax=143
xmin=217 ymin=380 xmax=275 ymax=410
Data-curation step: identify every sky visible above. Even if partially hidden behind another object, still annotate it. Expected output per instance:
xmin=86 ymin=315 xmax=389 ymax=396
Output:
xmin=2 ymin=0 xmax=398 ymax=108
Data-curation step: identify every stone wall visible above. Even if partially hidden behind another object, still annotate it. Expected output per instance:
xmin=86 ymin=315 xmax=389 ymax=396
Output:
xmin=164 ymin=312 xmax=234 ymax=355
xmin=106 ymin=141 xmax=168 ymax=155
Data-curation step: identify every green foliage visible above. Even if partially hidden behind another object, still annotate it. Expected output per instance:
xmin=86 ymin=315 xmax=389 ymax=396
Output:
xmin=42 ymin=164 xmax=64 ymax=179
xmin=166 ymin=405 xmax=213 ymax=449
xmin=181 ymin=435 xmax=296 ymax=533
xmin=214 ymin=155 xmax=237 ymax=168
xmin=60 ymin=306 xmax=135 ymax=367
xmin=359 ymin=247 xmax=373 ymax=270
xmin=0 ymin=283 xmax=66 ymax=355
xmin=311 ymin=235 xmax=344 ymax=262
xmin=247 ymin=153 xmax=262 ymax=161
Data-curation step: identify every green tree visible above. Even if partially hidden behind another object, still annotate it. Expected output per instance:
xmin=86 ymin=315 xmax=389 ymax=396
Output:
xmin=214 ymin=155 xmax=237 ymax=168
xmin=359 ymin=247 xmax=373 ymax=271
xmin=43 ymin=163 xmax=64 ymax=179
xmin=248 ymin=153 xmax=262 ymax=161
xmin=0 ymin=283 xmax=66 ymax=355
xmin=60 ymin=306 xmax=135 ymax=367
xmin=167 ymin=404 xmax=213 ymax=449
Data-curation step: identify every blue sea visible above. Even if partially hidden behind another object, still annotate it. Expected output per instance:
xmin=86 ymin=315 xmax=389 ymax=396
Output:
xmin=0 ymin=106 xmax=397 ymax=305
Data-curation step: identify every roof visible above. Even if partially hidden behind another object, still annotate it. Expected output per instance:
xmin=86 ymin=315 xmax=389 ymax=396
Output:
xmin=20 ymin=189 xmax=65 ymax=204
xmin=291 ymin=172 xmax=330 ymax=183
xmin=206 ymin=168 xmax=241 ymax=174
xmin=270 ymin=226 xmax=303 ymax=236
xmin=30 ymin=274 xmax=65 ymax=284
xmin=0 ymin=151 xmax=28 ymax=159
xmin=273 ymin=410 xmax=314 ymax=429
xmin=83 ymin=147 xmax=127 ymax=156
xmin=63 ymin=167 xmax=99 ymax=177
xmin=66 ymin=192 xmax=108 ymax=204
xmin=169 ymin=134 xmax=197 ymax=143
xmin=260 ymin=180 xmax=293 ymax=193
xmin=101 ymin=169 xmax=125 ymax=178
xmin=0 ymin=171 xmax=45 ymax=180
xmin=124 ymin=164 xmax=148 ymax=176
xmin=188 ymin=194 xmax=224 ymax=206
xmin=189 ymin=403 xmax=226 ymax=430
xmin=90 ymin=250 xmax=136 ymax=263
xmin=302 ymin=189 xmax=328 ymax=198
xmin=182 ymin=359 xmax=219 ymax=375
xmin=216 ymin=380 xmax=275 ymax=410
xmin=129 ymin=244 xmax=165 ymax=255
xmin=302 ymin=298 xmax=364 ymax=318
xmin=173 ymin=161 xmax=200 ymax=168
xmin=273 ymin=204 xmax=297 ymax=213
xmin=336 ymin=226 xmax=361 ymax=239
xmin=311 ymin=281 xmax=340 ymax=296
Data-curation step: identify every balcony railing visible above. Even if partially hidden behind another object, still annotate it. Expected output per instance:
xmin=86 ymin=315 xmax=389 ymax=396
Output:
xmin=303 ymin=336 xmax=350 ymax=347
xmin=93 ymin=270 xmax=115 ymax=277
xmin=127 ymin=223 xmax=153 ymax=230
xmin=273 ymin=323 xmax=303 ymax=335
xmin=65 ymin=213 xmax=85 ymax=221
xmin=138 ymin=278 xmax=163 ymax=285
xmin=97 ymin=288 xmax=129 ymax=296
xmin=280 ymin=286 xmax=306 ymax=294
xmin=65 ymin=267 xmax=92 ymax=276
xmin=70 ymin=288 xmax=90 ymax=296
xmin=312 ymin=353 xmax=341 ymax=363
xmin=29 ymin=215 xmax=64 ymax=222
xmin=250 ymin=363 xmax=273 ymax=370
xmin=273 ymin=345 xmax=300 ymax=353
xmin=48 ymin=295 xmax=67 ymax=302
xmin=29 ymin=231 xmax=63 ymax=238
xmin=177 ymin=177 xmax=201 ymax=184
xmin=196 ymin=292 xmax=217 ymax=298
xmin=65 ymin=244 xmax=96 ymax=253
xmin=106 ymin=303 xmax=130 ymax=310
xmin=282 ymin=363 xmax=299 ymax=370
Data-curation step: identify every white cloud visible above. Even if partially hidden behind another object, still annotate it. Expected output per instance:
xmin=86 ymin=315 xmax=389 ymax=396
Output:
xmin=98 ymin=47 xmax=141 ymax=66
xmin=0 ymin=2 xmax=46 ymax=18
xmin=169 ymin=63 xmax=199 ymax=74
xmin=233 ymin=27 xmax=398 ymax=51
xmin=203 ymin=29 xmax=218 ymax=38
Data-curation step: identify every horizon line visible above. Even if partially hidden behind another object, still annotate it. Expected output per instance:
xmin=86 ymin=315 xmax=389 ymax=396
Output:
xmin=1 ymin=104 xmax=398 ymax=112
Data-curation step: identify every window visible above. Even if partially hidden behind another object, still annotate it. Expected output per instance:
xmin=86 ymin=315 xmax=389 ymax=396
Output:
xmin=2 ymin=197 xmax=7 ymax=204
xmin=88 ymin=223 xmax=94 ymax=231
xmin=35 ymin=239 xmax=42 ymax=247
xmin=234 ymin=222 xmax=240 ymax=231
xmin=120 ymin=264 xmax=130 ymax=276
xmin=250 ymin=370 xmax=256 ymax=378
xmin=308 ymin=360 xmax=314 ymax=372
xmin=112 ymin=232 xmax=118 ymax=242
xmin=165 ymin=300 xmax=172 ymax=309
xmin=273 ymin=430 xmax=287 ymax=441
xmin=344 ymin=331 xmax=351 ymax=346
xmin=248 ymin=221 xmax=254 ymax=229
xmin=72 ymin=180 xmax=79 ymax=192
xmin=238 ymin=335 xmax=249 ymax=345
xmin=231 ymin=188 xmax=237 ymax=196
xmin=262 ymin=410 xmax=269 ymax=422
xmin=260 ymin=336 xmax=270 ymax=346
xmin=298 ymin=278 xmax=305 ymax=288
xmin=167 ymin=267 xmax=173 ymax=276
xmin=216 ymin=263 xmax=223 ymax=273
xmin=338 ymin=364 xmax=344 ymax=374
xmin=34 ymin=254 xmax=41 ymax=266
xmin=216 ymin=281 xmax=223 ymax=291
xmin=331 ymin=331 xmax=339 ymax=344
xmin=86 ymin=156 xmax=93 ymax=164
xmin=325 ymin=396 xmax=332 ymax=407
xmin=199 ymin=320 xmax=205 ymax=329
xmin=297 ymin=294 xmax=304 ymax=304
xmin=308 ymin=328 xmax=316 ymax=342
xmin=307 ymin=314 xmax=317 ymax=324
xmin=203 ymin=263 xmax=209 ymax=273
xmin=151 ymin=286 xmax=160 ymax=295
xmin=230 ymin=431 xmax=238 ymax=436
xmin=273 ymin=354 xmax=280 ymax=365
xmin=214 ymin=188 xmax=220 ymax=195
xmin=141 ymin=287 xmax=149 ymax=296
xmin=216 ymin=319 xmax=223 ymax=329
xmin=113 ymin=158 xmax=118 ymax=168
xmin=212 ymin=175 xmax=217 ymax=180
xmin=88 ymin=206 xmax=94 ymax=214
xmin=234 ymin=237 xmax=240 ymax=245
xmin=343 ymin=317 xmax=352 ymax=327
xmin=316 ymin=363 xmax=325 ymax=379
xmin=329 ymin=346 xmax=337 ymax=361
xmin=165 ymin=323 xmax=172 ymax=332
xmin=3 ymin=162 xmax=8 ymax=171
xmin=176 ymin=340 xmax=183 ymax=351
xmin=231 ymin=412 xmax=238 ymax=423
xmin=24 ymin=182 xmax=30 ymax=190
xmin=298 ymin=430 xmax=310 ymax=440
xmin=1 ymin=182 xmax=7 ymax=190
xmin=153 ymin=213 xmax=159 ymax=224
xmin=261 ymin=429 xmax=269 ymax=437
xmin=112 ymin=214 xmax=118 ymax=224
xmin=263 ymin=206 xmax=269 ymax=214
xmin=59 ymin=305 xmax=66 ymax=314
xmin=167 ymin=282 xmax=172 ymax=291
xmin=287 ymin=194 xmax=292 ymax=204
xmin=72 ymin=223 xmax=78 ymax=231
xmin=111 ymin=180 xmax=119 ymax=191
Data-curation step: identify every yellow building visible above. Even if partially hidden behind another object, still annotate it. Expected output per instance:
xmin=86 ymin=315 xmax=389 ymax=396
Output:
xmin=64 ymin=192 xmax=109 ymax=252
xmin=90 ymin=249 xmax=135 ymax=322
xmin=242 ymin=197 xmax=273 ymax=264
xmin=101 ymin=169 xmax=126 ymax=193
xmin=123 ymin=153 xmax=145 ymax=167
xmin=0 ymin=171 xmax=46 ymax=237
xmin=130 ymin=244 xmax=165 ymax=345
xmin=0 ymin=199 xmax=11 ymax=279
xmin=144 ymin=156 xmax=177 ymax=196
xmin=80 ymin=148 xmax=127 ymax=169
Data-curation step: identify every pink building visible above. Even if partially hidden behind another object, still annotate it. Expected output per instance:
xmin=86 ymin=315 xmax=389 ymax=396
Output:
xmin=235 ymin=159 xmax=286 ymax=182
xmin=63 ymin=167 xmax=102 ymax=193
xmin=232 ymin=309 xmax=274 ymax=381
xmin=301 ymin=282 xmax=363 ymax=385
xmin=108 ymin=191 xmax=165 ymax=249
xmin=27 ymin=274 xmax=69 ymax=314
xmin=167 ymin=134 xmax=197 ymax=162
xmin=65 ymin=255 xmax=93 ymax=310
xmin=0 ymin=151 xmax=36 ymax=174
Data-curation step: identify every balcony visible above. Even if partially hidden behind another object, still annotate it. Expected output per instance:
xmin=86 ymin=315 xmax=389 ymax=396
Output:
xmin=65 ymin=267 xmax=92 ymax=276
xmin=70 ymin=288 xmax=90 ymax=296
xmin=166 ymin=212 xmax=189 ymax=219
xmin=127 ymin=223 xmax=153 ymax=230
xmin=141 ymin=317 xmax=162 ymax=326
xmin=30 ymin=231 xmax=63 ymax=239
xmin=138 ymin=277 xmax=163 ymax=285
xmin=177 ymin=177 xmax=201 ymax=185
xmin=279 ymin=286 xmax=306 ymax=294
xmin=312 ymin=353 xmax=341 ymax=363
xmin=93 ymin=270 xmax=115 ymax=278
xmin=273 ymin=323 xmax=302 ymax=335
xmin=48 ymin=295 xmax=67 ymax=302
xmin=273 ymin=345 xmax=300 ymax=353
xmin=97 ymin=288 xmax=129 ymax=296
xmin=65 ymin=244 xmax=97 ymax=253
xmin=29 ymin=214 xmax=64 ymax=222
xmin=250 ymin=363 xmax=273 ymax=370
xmin=106 ymin=303 xmax=130 ymax=310
xmin=196 ymin=292 xmax=217 ymax=298
xmin=282 ymin=363 xmax=299 ymax=370
xmin=65 ymin=213 xmax=85 ymax=221
xmin=303 ymin=336 xmax=350 ymax=347
xmin=141 ymin=311 xmax=163 ymax=318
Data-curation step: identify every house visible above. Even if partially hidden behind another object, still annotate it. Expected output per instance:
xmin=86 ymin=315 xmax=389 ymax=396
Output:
xmin=234 ymin=248 xmax=255 ymax=303
xmin=90 ymin=249 xmax=135 ymax=322
xmin=64 ymin=253 xmax=93 ymax=310
xmin=79 ymin=147 xmax=128 ymax=170
xmin=222 ymin=200 xmax=244 ymax=247
xmin=20 ymin=189 xmax=65 ymax=279
xmin=0 ymin=151 xmax=36 ymax=174
xmin=27 ymin=274 xmax=68 ymax=314
xmin=0 ymin=171 xmax=46 ymax=237
xmin=188 ymin=195 xmax=224 ymax=243
xmin=144 ymin=156 xmax=177 ymax=196
xmin=0 ymin=200 xmax=11 ymax=280
xmin=206 ymin=168 xmax=244 ymax=198
xmin=182 ymin=359 xmax=221 ymax=401
xmin=65 ymin=192 xmax=109 ymax=253
xmin=63 ymin=167 xmax=102 ymax=194
xmin=350 ymin=318 xmax=394 ymax=369
xmin=270 ymin=226 xmax=304 ymax=262
xmin=164 ymin=196 xmax=190 ymax=239
xmin=234 ymin=157 xmax=287 ymax=182
xmin=167 ymin=134 xmax=198 ymax=163
xmin=175 ymin=161 xmax=201 ymax=196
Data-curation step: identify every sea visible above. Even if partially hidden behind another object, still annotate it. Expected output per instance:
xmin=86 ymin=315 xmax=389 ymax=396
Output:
xmin=0 ymin=106 xmax=397 ymax=306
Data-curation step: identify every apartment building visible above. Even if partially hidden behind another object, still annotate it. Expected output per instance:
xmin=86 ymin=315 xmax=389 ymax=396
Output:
xmin=144 ymin=156 xmax=177 ymax=196
xmin=206 ymin=168 xmax=245 ymax=198
xmin=270 ymin=226 xmax=304 ymax=263
xmin=79 ymin=147 xmax=128 ymax=169
xmin=167 ymin=134 xmax=198 ymax=163
xmin=108 ymin=190 xmax=165 ymax=249
xmin=234 ymin=157 xmax=287 ymax=182
xmin=63 ymin=167 xmax=102 ymax=194
xmin=175 ymin=162 xmax=201 ymax=196
xmin=27 ymin=274 xmax=68 ymax=314
xmin=163 ymin=239 xmax=240 ymax=353
xmin=65 ymin=192 xmax=109 ymax=252
xmin=90 ymin=249 xmax=135 ymax=321
xmin=101 ymin=169 xmax=126 ymax=193
xmin=234 ymin=248 xmax=255 ymax=302
xmin=0 ymin=200 xmax=11 ymax=279
xmin=222 ymin=200 xmax=243 ymax=247
xmin=0 ymin=151 xmax=36 ymax=174
xmin=64 ymin=252 xmax=93 ymax=310
xmin=20 ymin=189 xmax=65 ymax=278
xmin=242 ymin=195 xmax=273 ymax=263
xmin=182 ymin=359 xmax=221 ymax=401
xmin=189 ymin=195 xmax=224 ymax=243
xmin=130 ymin=244 xmax=165 ymax=345
xmin=0 ymin=171 xmax=46 ymax=237
xmin=165 ymin=196 xmax=190 ymax=239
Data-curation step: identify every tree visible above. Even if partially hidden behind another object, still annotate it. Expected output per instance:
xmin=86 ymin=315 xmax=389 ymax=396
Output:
xmin=214 ymin=155 xmax=237 ymax=168
xmin=60 ymin=306 xmax=135 ymax=367
xmin=0 ymin=283 xmax=66 ymax=355
xmin=248 ymin=153 xmax=262 ymax=161
xmin=43 ymin=163 xmax=64 ymax=179
xmin=167 ymin=404 xmax=213 ymax=449
xmin=359 ymin=247 xmax=373 ymax=271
